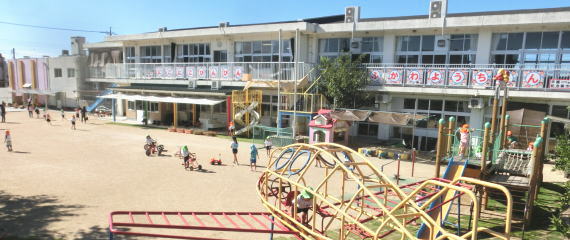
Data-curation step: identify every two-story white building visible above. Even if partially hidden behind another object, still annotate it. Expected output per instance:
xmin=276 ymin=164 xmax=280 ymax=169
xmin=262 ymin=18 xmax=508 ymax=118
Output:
xmin=84 ymin=3 xmax=570 ymax=152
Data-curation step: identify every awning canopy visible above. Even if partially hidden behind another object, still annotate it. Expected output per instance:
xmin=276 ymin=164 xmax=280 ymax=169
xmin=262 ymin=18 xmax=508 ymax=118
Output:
xmin=10 ymin=89 xmax=58 ymax=96
xmin=100 ymin=94 xmax=225 ymax=106
xmin=22 ymin=83 xmax=32 ymax=88
xmin=330 ymin=109 xmax=428 ymax=126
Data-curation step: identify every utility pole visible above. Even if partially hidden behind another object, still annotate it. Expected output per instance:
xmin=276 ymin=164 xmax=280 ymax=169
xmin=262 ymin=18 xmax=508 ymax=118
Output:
xmin=109 ymin=27 xmax=112 ymax=36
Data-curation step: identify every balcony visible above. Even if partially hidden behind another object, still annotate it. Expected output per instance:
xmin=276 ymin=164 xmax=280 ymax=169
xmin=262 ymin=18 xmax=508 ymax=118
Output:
xmin=364 ymin=64 xmax=570 ymax=99
xmin=88 ymin=62 xmax=315 ymax=86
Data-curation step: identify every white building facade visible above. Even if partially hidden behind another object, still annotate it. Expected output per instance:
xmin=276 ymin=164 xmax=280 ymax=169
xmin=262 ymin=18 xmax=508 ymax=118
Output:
xmin=85 ymin=5 xmax=570 ymax=151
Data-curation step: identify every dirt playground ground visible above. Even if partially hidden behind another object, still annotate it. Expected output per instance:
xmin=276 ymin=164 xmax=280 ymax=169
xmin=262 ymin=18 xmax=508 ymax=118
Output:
xmin=0 ymin=110 xmax=566 ymax=239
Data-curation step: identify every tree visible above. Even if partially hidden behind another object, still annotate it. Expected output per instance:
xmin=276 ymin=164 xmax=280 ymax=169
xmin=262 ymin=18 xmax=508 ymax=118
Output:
xmin=554 ymin=133 xmax=570 ymax=178
xmin=317 ymin=55 xmax=370 ymax=109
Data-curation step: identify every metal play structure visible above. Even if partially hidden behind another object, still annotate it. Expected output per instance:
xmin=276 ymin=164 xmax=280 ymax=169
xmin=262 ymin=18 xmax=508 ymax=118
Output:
xmin=231 ymin=89 xmax=262 ymax=136
xmin=109 ymin=142 xmax=515 ymax=240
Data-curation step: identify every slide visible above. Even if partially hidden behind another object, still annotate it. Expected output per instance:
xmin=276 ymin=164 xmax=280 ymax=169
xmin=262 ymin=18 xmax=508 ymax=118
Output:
xmin=416 ymin=156 xmax=469 ymax=239
xmin=234 ymin=101 xmax=260 ymax=135
xmin=86 ymin=84 xmax=117 ymax=112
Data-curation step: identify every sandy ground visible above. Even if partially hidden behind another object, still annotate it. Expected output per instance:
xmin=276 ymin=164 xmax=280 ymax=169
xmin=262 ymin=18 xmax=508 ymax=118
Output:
xmin=0 ymin=110 xmax=566 ymax=239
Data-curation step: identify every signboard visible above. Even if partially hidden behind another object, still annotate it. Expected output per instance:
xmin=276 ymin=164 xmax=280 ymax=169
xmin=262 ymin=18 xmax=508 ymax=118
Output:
xmin=405 ymin=69 xmax=423 ymax=85
xmin=233 ymin=66 xmax=244 ymax=80
xmin=185 ymin=66 xmax=196 ymax=79
xmin=471 ymin=70 xmax=492 ymax=87
xmin=197 ymin=66 xmax=207 ymax=79
xmin=550 ymin=79 xmax=570 ymax=89
xmin=426 ymin=69 xmax=445 ymax=86
xmin=155 ymin=67 xmax=164 ymax=78
xmin=208 ymin=66 xmax=219 ymax=79
xmin=369 ymin=69 xmax=383 ymax=85
xmin=448 ymin=70 xmax=468 ymax=86
xmin=521 ymin=71 xmax=545 ymax=88
xmin=384 ymin=69 xmax=403 ymax=84
xmin=164 ymin=66 xmax=174 ymax=79
xmin=221 ymin=66 xmax=231 ymax=80
xmin=175 ymin=67 xmax=185 ymax=78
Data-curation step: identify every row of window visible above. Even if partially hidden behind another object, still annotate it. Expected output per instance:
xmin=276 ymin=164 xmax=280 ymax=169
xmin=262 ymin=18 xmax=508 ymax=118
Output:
xmin=127 ymin=101 xmax=159 ymax=111
xmin=54 ymin=68 xmax=75 ymax=78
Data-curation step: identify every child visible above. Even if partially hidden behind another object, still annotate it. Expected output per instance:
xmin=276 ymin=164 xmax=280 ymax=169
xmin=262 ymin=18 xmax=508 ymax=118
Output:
xmin=526 ymin=142 xmax=534 ymax=151
xmin=46 ymin=113 xmax=52 ymax=125
xmin=250 ymin=144 xmax=259 ymax=172
xmin=70 ymin=115 xmax=76 ymax=130
xmin=264 ymin=137 xmax=272 ymax=156
xmin=4 ymin=130 xmax=12 ymax=152
xmin=231 ymin=136 xmax=239 ymax=165
xmin=506 ymin=131 xmax=518 ymax=149
xmin=34 ymin=107 xmax=40 ymax=118
xmin=458 ymin=124 xmax=470 ymax=157
xmin=181 ymin=145 xmax=191 ymax=169
xmin=293 ymin=188 xmax=314 ymax=225
xmin=61 ymin=109 xmax=65 ymax=120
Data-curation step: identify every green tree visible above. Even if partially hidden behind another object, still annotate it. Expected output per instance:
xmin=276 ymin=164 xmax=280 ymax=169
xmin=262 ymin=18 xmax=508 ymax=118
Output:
xmin=317 ymin=55 xmax=370 ymax=108
xmin=554 ymin=133 xmax=570 ymax=177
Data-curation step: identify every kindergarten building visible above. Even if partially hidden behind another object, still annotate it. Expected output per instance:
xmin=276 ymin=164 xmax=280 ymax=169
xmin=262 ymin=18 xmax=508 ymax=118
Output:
xmin=83 ymin=2 xmax=570 ymax=152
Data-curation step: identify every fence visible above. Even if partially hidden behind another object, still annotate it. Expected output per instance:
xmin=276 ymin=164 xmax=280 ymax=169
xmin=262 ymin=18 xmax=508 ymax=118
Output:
xmin=252 ymin=125 xmax=294 ymax=147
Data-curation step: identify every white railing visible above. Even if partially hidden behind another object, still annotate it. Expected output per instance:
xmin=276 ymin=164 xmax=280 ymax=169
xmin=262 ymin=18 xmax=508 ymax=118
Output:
xmin=364 ymin=63 xmax=570 ymax=91
xmin=89 ymin=62 xmax=315 ymax=82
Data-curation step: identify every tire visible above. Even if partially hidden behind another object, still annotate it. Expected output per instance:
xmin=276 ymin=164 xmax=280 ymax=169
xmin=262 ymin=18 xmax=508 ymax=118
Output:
xmin=144 ymin=144 xmax=150 ymax=151
xmin=198 ymin=165 xmax=202 ymax=170
xmin=211 ymin=162 xmax=215 ymax=165
xmin=157 ymin=145 xmax=164 ymax=151
xmin=190 ymin=166 xmax=194 ymax=171
xmin=145 ymin=149 xmax=151 ymax=156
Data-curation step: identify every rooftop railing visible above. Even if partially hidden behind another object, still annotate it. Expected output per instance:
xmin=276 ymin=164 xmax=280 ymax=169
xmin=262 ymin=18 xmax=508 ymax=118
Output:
xmin=364 ymin=63 xmax=570 ymax=91
xmin=89 ymin=62 xmax=315 ymax=82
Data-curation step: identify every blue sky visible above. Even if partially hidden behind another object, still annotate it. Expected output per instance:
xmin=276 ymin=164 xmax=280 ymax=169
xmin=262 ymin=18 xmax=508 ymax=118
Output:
xmin=1 ymin=0 xmax=569 ymax=58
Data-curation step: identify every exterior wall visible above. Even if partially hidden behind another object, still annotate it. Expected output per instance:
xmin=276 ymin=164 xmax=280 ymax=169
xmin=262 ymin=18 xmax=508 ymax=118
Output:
xmin=6 ymin=58 xmax=49 ymax=105
xmin=48 ymin=55 xmax=82 ymax=108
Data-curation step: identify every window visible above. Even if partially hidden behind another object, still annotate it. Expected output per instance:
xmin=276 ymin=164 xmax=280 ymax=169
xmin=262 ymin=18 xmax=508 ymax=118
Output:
xmin=128 ymin=101 xmax=135 ymax=110
xmin=357 ymin=123 xmax=378 ymax=137
xmin=235 ymin=40 xmax=292 ymax=62
xmin=125 ymin=47 xmax=136 ymax=63
xmin=67 ymin=68 xmax=75 ymax=78
xmin=492 ymin=31 xmax=564 ymax=66
xmin=213 ymin=50 xmax=227 ymax=62
xmin=551 ymin=105 xmax=569 ymax=118
xmin=404 ymin=99 xmax=416 ymax=109
xmin=396 ymin=35 xmax=476 ymax=64
xmin=149 ymin=102 xmax=159 ymax=112
xmin=54 ymin=68 xmax=62 ymax=78
xmin=176 ymin=43 xmax=210 ymax=62
xmin=140 ymin=46 xmax=162 ymax=63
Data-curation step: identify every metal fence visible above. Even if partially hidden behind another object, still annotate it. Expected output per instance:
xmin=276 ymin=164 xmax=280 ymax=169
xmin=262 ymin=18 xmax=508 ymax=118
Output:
xmin=364 ymin=64 xmax=570 ymax=91
xmin=89 ymin=62 xmax=315 ymax=82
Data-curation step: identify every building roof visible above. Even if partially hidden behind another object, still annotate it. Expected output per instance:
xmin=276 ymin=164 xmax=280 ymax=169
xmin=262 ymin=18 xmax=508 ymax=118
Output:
xmin=111 ymin=84 xmax=240 ymax=96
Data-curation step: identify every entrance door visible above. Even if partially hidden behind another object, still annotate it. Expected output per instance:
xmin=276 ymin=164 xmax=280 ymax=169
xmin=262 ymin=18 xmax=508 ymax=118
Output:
xmin=136 ymin=110 xmax=145 ymax=122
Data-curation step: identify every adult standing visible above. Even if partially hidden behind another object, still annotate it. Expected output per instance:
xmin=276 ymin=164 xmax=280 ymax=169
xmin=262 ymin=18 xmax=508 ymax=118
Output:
xmin=27 ymin=104 xmax=33 ymax=118
xmin=230 ymin=136 xmax=239 ymax=165
xmin=0 ymin=101 xmax=6 ymax=123
xmin=81 ymin=106 xmax=87 ymax=123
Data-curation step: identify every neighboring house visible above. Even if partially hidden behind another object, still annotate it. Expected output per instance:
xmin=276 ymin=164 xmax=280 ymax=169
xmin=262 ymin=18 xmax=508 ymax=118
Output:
xmin=0 ymin=53 xmax=10 ymax=103
xmin=84 ymin=3 xmax=570 ymax=152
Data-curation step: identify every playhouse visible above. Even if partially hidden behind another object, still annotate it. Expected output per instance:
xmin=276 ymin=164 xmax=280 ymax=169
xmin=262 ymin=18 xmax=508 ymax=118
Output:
xmin=308 ymin=109 xmax=350 ymax=145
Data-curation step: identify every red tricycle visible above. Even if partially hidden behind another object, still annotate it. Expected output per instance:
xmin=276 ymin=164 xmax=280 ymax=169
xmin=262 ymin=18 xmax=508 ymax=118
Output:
xmin=210 ymin=154 xmax=222 ymax=165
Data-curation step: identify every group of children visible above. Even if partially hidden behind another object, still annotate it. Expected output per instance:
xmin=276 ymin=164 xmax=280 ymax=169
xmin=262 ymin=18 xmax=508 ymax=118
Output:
xmin=229 ymin=136 xmax=273 ymax=172
xmin=458 ymin=124 xmax=535 ymax=157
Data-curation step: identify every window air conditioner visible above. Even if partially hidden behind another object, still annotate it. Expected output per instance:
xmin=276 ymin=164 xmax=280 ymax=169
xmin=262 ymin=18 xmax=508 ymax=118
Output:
xmin=468 ymin=98 xmax=484 ymax=109
xmin=188 ymin=79 xmax=197 ymax=89
xmin=211 ymin=80 xmax=221 ymax=90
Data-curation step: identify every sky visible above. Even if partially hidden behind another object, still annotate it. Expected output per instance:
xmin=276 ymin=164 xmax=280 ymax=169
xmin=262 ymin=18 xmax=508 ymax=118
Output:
xmin=1 ymin=0 xmax=569 ymax=58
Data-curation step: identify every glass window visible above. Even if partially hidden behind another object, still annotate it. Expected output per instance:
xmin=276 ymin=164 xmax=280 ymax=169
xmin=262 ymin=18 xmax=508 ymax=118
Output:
xmin=541 ymin=32 xmax=559 ymax=49
xmin=242 ymin=42 xmax=252 ymax=54
xmin=525 ymin=32 xmax=542 ymax=49
xmin=340 ymin=39 xmax=350 ymax=52
xmin=407 ymin=55 xmax=419 ymax=64
xmin=418 ymin=99 xmax=429 ymax=110
xmin=450 ymin=55 xmax=463 ymax=64
xmin=434 ymin=55 xmax=446 ymax=64
xmin=54 ymin=68 xmax=62 ymax=78
xmin=445 ymin=100 xmax=458 ymax=112
xmin=422 ymin=55 xmax=434 ymax=64
xmin=551 ymin=105 xmax=569 ymax=118
xmin=408 ymin=36 xmax=421 ymax=51
xmin=450 ymin=35 xmax=464 ymax=51
xmin=128 ymin=101 xmax=134 ymax=110
xmin=404 ymin=99 xmax=416 ymax=109
xmin=252 ymin=41 xmax=262 ymax=54
xmin=397 ymin=55 xmax=407 ymax=64
xmin=67 ymin=68 xmax=75 ymax=78
xmin=507 ymin=33 xmax=524 ymax=50
xmin=495 ymin=33 xmax=508 ymax=51
xmin=422 ymin=36 xmax=435 ymax=51
xmin=430 ymin=100 xmax=443 ymax=111
xmin=505 ymin=54 xmax=519 ymax=65
xmin=562 ymin=31 xmax=570 ymax=49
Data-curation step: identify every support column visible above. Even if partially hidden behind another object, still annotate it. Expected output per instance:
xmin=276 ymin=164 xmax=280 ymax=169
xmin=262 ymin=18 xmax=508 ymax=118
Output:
xmin=112 ymin=98 xmax=116 ymax=122
xmin=383 ymin=34 xmax=396 ymax=64
xmin=475 ymin=30 xmax=493 ymax=64
xmin=173 ymin=103 xmax=178 ymax=129
xmin=435 ymin=119 xmax=446 ymax=178
xmin=192 ymin=104 xmax=197 ymax=125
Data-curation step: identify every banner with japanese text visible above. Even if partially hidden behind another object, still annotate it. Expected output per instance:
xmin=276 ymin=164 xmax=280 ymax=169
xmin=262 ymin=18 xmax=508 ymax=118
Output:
xmin=521 ymin=71 xmax=545 ymax=88
xmin=405 ymin=69 xmax=423 ymax=85
xmin=233 ymin=66 xmax=244 ymax=80
xmin=175 ymin=67 xmax=185 ymax=78
xmin=368 ymin=69 xmax=383 ymax=85
xmin=208 ymin=66 xmax=219 ymax=79
xmin=383 ymin=69 xmax=403 ymax=85
xmin=197 ymin=66 xmax=207 ymax=79
xmin=447 ymin=70 xmax=468 ymax=86
xmin=426 ymin=69 xmax=446 ymax=86
xmin=185 ymin=66 xmax=196 ymax=79
xmin=221 ymin=66 xmax=231 ymax=80
xmin=471 ymin=69 xmax=492 ymax=87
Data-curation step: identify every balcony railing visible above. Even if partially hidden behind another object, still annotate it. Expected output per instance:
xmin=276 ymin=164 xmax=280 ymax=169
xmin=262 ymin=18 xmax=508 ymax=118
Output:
xmin=364 ymin=64 xmax=570 ymax=91
xmin=89 ymin=62 xmax=315 ymax=82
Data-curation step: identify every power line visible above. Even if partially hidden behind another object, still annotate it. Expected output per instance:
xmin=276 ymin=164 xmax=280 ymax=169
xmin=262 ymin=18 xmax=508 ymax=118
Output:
xmin=0 ymin=21 xmax=113 ymax=34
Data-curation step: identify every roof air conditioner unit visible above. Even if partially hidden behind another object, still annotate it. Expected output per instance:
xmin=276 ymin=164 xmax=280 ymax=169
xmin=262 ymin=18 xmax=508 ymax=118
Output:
xmin=188 ymin=79 xmax=197 ymax=89
xmin=344 ymin=6 xmax=360 ymax=23
xmin=468 ymin=98 xmax=484 ymax=109
xmin=375 ymin=94 xmax=391 ymax=104
xmin=219 ymin=22 xmax=230 ymax=28
xmin=430 ymin=0 xmax=442 ymax=18
xmin=211 ymin=80 xmax=221 ymax=90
